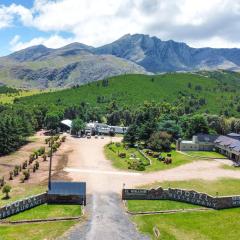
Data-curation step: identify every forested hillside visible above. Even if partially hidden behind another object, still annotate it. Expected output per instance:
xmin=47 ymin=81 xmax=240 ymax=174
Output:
xmin=1 ymin=71 xmax=240 ymax=155
xmin=17 ymin=71 xmax=240 ymax=117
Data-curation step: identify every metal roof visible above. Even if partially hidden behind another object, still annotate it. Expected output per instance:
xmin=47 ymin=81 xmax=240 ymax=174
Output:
xmin=61 ymin=119 xmax=72 ymax=128
xmin=215 ymin=135 xmax=240 ymax=152
xmin=48 ymin=181 xmax=86 ymax=196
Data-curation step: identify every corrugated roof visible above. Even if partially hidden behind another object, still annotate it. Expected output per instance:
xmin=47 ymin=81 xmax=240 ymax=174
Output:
xmin=215 ymin=135 xmax=240 ymax=152
xmin=48 ymin=181 xmax=86 ymax=196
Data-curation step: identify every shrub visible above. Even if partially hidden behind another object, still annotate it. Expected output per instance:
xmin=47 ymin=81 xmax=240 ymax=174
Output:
xmin=23 ymin=170 xmax=30 ymax=180
xmin=9 ymin=171 xmax=13 ymax=180
xmin=2 ymin=184 xmax=11 ymax=199
xmin=38 ymin=147 xmax=45 ymax=155
xmin=13 ymin=166 xmax=19 ymax=176
xmin=29 ymin=153 xmax=35 ymax=164
xmin=0 ymin=177 xmax=5 ymax=187
xmin=119 ymin=152 xmax=126 ymax=158
xmin=115 ymin=142 xmax=121 ymax=147
xmin=22 ymin=160 xmax=28 ymax=169
xmin=35 ymin=161 xmax=39 ymax=170
xmin=61 ymin=136 xmax=66 ymax=142
xmin=42 ymin=153 xmax=47 ymax=161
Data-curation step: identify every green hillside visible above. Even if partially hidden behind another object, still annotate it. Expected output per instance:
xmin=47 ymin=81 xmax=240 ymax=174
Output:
xmin=17 ymin=72 xmax=240 ymax=117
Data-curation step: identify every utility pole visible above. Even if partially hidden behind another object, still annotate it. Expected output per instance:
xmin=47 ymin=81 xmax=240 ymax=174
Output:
xmin=48 ymin=138 xmax=53 ymax=191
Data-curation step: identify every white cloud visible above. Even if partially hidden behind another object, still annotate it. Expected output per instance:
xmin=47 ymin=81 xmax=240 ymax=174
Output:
xmin=10 ymin=34 xmax=74 ymax=51
xmin=3 ymin=0 xmax=240 ymax=50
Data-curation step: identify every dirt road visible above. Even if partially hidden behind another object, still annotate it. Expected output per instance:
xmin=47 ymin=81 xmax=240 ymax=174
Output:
xmin=60 ymin=135 xmax=240 ymax=240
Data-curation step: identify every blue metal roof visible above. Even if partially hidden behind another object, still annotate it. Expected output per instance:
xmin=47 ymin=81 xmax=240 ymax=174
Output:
xmin=48 ymin=181 xmax=86 ymax=196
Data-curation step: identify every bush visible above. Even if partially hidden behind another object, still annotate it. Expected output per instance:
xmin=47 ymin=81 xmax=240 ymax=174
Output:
xmin=9 ymin=171 xmax=13 ymax=180
xmin=13 ymin=165 xmax=19 ymax=176
xmin=119 ymin=152 xmax=126 ymax=158
xmin=147 ymin=131 xmax=172 ymax=152
xmin=23 ymin=170 xmax=30 ymax=180
xmin=38 ymin=147 xmax=45 ymax=155
xmin=0 ymin=177 xmax=5 ymax=187
xmin=2 ymin=184 xmax=11 ymax=199
xmin=22 ymin=160 xmax=28 ymax=169
xmin=42 ymin=153 xmax=47 ymax=161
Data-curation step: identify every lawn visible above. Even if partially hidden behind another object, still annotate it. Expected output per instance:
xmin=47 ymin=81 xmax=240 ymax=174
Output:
xmin=0 ymin=184 xmax=47 ymax=208
xmin=140 ymin=178 xmax=240 ymax=196
xmin=7 ymin=204 xmax=81 ymax=221
xmin=133 ymin=208 xmax=240 ymax=240
xmin=104 ymin=142 xmax=193 ymax=172
xmin=185 ymin=151 xmax=226 ymax=159
xmin=130 ymin=178 xmax=240 ymax=239
xmin=104 ymin=143 xmax=149 ymax=171
xmin=0 ymin=221 xmax=76 ymax=240
xmin=127 ymin=200 xmax=200 ymax=213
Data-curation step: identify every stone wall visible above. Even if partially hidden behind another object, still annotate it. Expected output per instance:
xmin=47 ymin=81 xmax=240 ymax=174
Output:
xmin=122 ymin=187 xmax=240 ymax=210
xmin=0 ymin=193 xmax=47 ymax=219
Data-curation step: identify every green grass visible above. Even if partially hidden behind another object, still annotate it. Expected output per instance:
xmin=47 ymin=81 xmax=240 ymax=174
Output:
xmin=7 ymin=204 xmax=81 ymax=221
xmin=16 ymin=72 xmax=240 ymax=116
xmin=144 ymin=150 xmax=193 ymax=172
xmin=141 ymin=178 xmax=240 ymax=196
xmin=104 ymin=143 xmax=193 ymax=172
xmin=130 ymin=178 xmax=240 ymax=239
xmin=127 ymin=200 xmax=200 ymax=213
xmin=0 ymin=89 xmax=48 ymax=104
xmin=133 ymin=208 xmax=240 ymax=240
xmin=104 ymin=143 xmax=149 ymax=170
xmin=0 ymin=221 xmax=76 ymax=240
xmin=185 ymin=151 xmax=226 ymax=158
xmin=0 ymin=184 xmax=47 ymax=208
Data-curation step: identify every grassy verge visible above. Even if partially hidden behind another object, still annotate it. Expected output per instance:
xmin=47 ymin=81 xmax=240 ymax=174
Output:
xmin=185 ymin=151 xmax=226 ymax=159
xmin=133 ymin=208 xmax=240 ymax=240
xmin=130 ymin=178 xmax=240 ymax=239
xmin=140 ymin=178 xmax=240 ymax=196
xmin=7 ymin=204 xmax=81 ymax=221
xmin=104 ymin=142 xmax=193 ymax=172
xmin=127 ymin=200 xmax=200 ymax=213
xmin=0 ymin=183 xmax=47 ymax=207
xmin=0 ymin=221 xmax=76 ymax=240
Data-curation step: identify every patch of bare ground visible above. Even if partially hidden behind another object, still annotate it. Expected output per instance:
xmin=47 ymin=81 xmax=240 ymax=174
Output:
xmin=0 ymin=131 xmax=73 ymax=205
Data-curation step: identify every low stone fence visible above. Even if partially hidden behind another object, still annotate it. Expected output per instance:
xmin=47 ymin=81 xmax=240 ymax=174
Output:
xmin=0 ymin=193 xmax=47 ymax=219
xmin=122 ymin=188 xmax=240 ymax=210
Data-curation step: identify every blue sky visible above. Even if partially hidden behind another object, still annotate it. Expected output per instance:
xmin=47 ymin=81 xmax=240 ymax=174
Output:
xmin=1 ymin=0 xmax=240 ymax=57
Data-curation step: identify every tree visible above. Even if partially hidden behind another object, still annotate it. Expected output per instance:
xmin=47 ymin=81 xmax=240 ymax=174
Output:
xmin=72 ymin=118 xmax=86 ymax=136
xmin=44 ymin=111 xmax=61 ymax=132
xmin=124 ymin=124 xmax=138 ymax=146
xmin=147 ymin=131 xmax=172 ymax=152
xmin=158 ymin=120 xmax=182 ymax=139
xmin=183 ymin=114 xmax=209 ymax=138
xmin=2 ymin=184 xmax=11 ymax=199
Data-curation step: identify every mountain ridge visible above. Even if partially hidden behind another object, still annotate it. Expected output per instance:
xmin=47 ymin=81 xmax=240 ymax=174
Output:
xmin=1 ymin=33 xmax=240 ymax=88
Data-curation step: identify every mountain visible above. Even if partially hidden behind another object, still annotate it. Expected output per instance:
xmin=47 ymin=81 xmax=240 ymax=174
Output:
xmin=96 ymin=34 xmax=240 ymax=72
xmin=0 ymin=44 xmax=148 ymax=89
xmin=2 ymin=33 xmax=240 ymax=89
